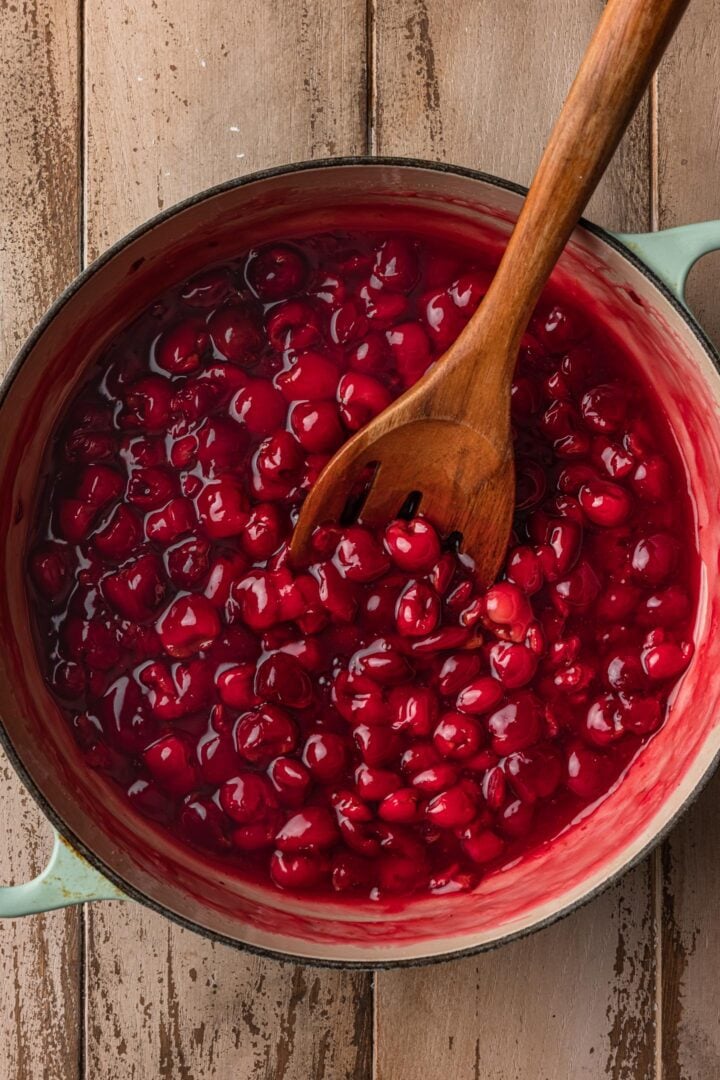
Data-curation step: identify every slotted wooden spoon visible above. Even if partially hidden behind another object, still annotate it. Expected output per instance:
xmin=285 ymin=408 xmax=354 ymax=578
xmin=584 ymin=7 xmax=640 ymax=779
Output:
xmin=290 ymin=0 xmax=690 ymax=582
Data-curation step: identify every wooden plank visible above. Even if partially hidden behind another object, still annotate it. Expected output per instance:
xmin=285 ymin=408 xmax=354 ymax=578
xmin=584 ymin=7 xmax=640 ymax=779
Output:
xmin=373 ymin=3 xmax=657 ymax=1077
xmin=83 ymin=3 xmax=372 ymax=1078
xmin=372 ymin=0 xmax=651 ymax=230
xmin=656 ymin=4 xmax=720 ymax=1076
xmin=0 ymin=1 xmax=82 ymax=1079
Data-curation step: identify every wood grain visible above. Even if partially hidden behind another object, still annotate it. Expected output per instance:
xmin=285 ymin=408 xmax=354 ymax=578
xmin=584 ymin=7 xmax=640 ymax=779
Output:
xmin=0 ymin=1 xmax=82 ymax=1078
xmin=656 ymin=3 xmax=720 ymax=1076
xmin=372 ymin=0 xmax=651 ymax=231
xmin=373 ymin=3 xmax=659 ymax=1077
xmin=83 ymin=3 xmax=371 ymax=1077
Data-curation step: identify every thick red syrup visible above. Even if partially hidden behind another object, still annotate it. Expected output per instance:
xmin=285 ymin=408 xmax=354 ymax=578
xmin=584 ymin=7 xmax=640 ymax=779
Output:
xmin=27 ymin=231 xmax=696 ymax=900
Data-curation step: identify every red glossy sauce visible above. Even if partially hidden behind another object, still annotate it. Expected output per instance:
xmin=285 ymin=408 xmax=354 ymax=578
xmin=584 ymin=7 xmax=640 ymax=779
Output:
xmin=27 ymin=231 xmax=696 ymax=901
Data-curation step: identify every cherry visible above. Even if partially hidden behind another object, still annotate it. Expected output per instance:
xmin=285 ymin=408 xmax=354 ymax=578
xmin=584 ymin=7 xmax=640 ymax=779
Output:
xmin=426 ymin=786 xmax=477 ymax=828
xmin=156 ymin=594 xmax=220 ymax=657
xmin=195 ymin=478 xmax=249 ymax=538
xmin=231 ymin=379 xmax=287 ymax=437
xmin=63 ymin=429 xmax=116 ymax=463
xmin=289 ymin=400 xmax=344 ymax=453
xmin=349 ymin=333 xmax=387 ymax=374
xmin=337 ymin=371 xmax=392 ymax=430
xmin=235 ymin=705 xmax=298 ymax=764
xmin=208 ymin=302 xmax=263 ymax=363
xmin=154 ymin=319 xmax=209 ymax=374
xmin=487 ymin=693 xmax=542 ymax=754
xmin=455 ymin=676 xmax=503 ymax=716
xmin=433 ymin=712 xmax=483 ymax=760
xmin=384 ymin=517 xmax=441 ymax=572
xmin=641 ymin=641 xmax=692 ymax=681
xmin=143 ymin=734 xmax=197 ymax=796
xmin=180 ymin=796 xmax=229 ymax=851
xmin=180 ymin=267 xmax=235 ymax=309
xmin=386 ymin=321 xmax=432 ymax=385
xmin=534 ymin=304 xmax=584 ymax=352
xmin=127 ymin=779 xmax=174 ymax=823
xmin=276 ymin=806 xmax=338 ymax=852
xmin=302 ymin=732 xmax=348 ymax=782
xmin=127 ymin=466 xmax=176 ymax=510
xmin=247 ymin=244 xmax=306 ymax=300
xmin=378 ymin=788 xmax=421 ymax=824
xmin=255 ymin=652 xmax=312 ymax=709
xmin=120 ymin=376 xmax=173 ymax=432
xmin=360 ymin=281 xmax=408 ymax=325
xmin=270 ymin=851 xmax=325 ymax=889
xmin=103 ymin=553 xmax=165 ymax=620
xmin=578 ymin=481 xmax=632 ymax=527
xmin=145 ymin=497 xmax=196 ymax=544
xmin=374 ymin=238 xmax=419 ymax=292
xmin=584 ymin=695 xmax=625 ymax=747
xmin=275 ymin=351 xmax=339 ymax=401
xmin=395 ymin=580 xmax=441 ymax=637
xmin=581 ymin=384 xmax=626 ymax=433
xmin=462 ymin=828 xmax=505 ymax=865
xmin=565 ymin=744 xmax=613 ymax=799
xmin=93 ymin=505 xmax=143 ymax=560
xmin=334 ymin=526 xmax=390 ymax=582
xmin=489 ymin=642 xmax=538 ymax=688
xmin=31 ymin=544 xmax=69 ymax=600
xmin=355 ymin=763 xmax=401 ymax=801
xmin=197 ymin=710 xmax=241 ymax=784
xmin=220 ymin=772 xmax=277 ymax=824
xmin=389 ymin=685 xmax=437 ymax=738
xmin=631 ymin=533 xmax=679 ymax=586
xmin=268 ymin=300 xmax=323 ymax=352
xmin=411 ymin=763 xmax=459 ymax=795
xmin=267 ymin=756 xmax=311 ymax=806
xmin=423 ymin=289 xmax=465 ymax=350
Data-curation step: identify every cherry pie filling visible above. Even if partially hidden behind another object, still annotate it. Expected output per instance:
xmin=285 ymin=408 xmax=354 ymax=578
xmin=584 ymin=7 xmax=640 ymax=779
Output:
xmin=28 ymin=231 xmax=696 ymax=900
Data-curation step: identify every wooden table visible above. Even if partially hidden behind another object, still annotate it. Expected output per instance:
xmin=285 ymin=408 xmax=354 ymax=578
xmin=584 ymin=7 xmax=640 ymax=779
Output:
xmin=2 ymin=2 xmax=720 ymax=1077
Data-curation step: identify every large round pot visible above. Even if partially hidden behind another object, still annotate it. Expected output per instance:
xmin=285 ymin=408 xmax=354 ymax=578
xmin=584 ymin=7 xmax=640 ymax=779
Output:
xmin=1 ymin=159 xmax=720 ymax=967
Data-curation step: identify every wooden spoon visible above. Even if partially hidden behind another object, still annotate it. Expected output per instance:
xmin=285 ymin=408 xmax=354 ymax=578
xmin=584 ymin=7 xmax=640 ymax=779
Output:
xmin=290 ymin=0 xmax=690 ymax=583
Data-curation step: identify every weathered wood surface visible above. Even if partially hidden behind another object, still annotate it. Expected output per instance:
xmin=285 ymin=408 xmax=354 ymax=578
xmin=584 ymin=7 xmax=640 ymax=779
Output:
xmin=0 ymin=2 xmax=82 ymax=1079
xmin=2 ymin=0 xmax=720 ymax=1076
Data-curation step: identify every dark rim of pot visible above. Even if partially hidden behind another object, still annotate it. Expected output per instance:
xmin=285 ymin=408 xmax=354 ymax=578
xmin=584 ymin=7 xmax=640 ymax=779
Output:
xmin=1 ymin=155 xmax=719 ymax=970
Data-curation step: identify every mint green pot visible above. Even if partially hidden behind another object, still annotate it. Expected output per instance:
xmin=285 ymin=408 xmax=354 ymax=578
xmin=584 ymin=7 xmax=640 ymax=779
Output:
xmin=1 ymin=160 xmax=720 ymax=966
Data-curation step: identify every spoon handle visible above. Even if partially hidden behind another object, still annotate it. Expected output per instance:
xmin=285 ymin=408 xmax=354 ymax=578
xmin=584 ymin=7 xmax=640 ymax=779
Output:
xmin=476 ymin=0 xmax=690 ymax=362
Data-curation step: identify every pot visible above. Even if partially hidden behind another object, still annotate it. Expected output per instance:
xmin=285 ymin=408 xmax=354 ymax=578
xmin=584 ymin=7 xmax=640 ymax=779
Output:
xmin=1 ymin=159 xmax=720 ymax=967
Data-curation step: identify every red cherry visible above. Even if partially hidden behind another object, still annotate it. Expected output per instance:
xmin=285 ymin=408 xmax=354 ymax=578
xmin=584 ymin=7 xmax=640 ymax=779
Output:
xmin=384 ymin=517 xmax=441 ymax=572
xmin=334 ymin=525 xmax=390 ymax=582
xmin=156 ymin=594 xmax=220 ymax=657
xmin=266 ymin=300 xmax=322 ymax=352
xmin=337 ymin=371 xmax=392 ymax=431
xmin=487 ymin=693 xmax=542 ymax=754
xmin=235 ymin=705 xmax=298 ymax=764
xmin=275 ymin=351 xmax=339 ymax=401
xmin=289 ymin=400 xmax=344 ymax=453
xmin=208 ymin=302 xmax=263 ymax=363
xmin=247 ymin=244 xmax=306 ymax=300
xmin=220 ymin=772 xmax=277 ymax=824
xmin=195 ymin=478 xmax=249 ymax=539
xmin=154 ymin=319 xmax=209 ymax=374
xmin=230 ymin=379 xmax=287 ymax=437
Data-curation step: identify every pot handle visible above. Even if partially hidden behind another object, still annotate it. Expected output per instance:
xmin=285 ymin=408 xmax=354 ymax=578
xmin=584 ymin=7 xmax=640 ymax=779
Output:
xmin=615 ymin=220 xmax=720 ymax=304
xmin=0 ymin=830 xmax=125 ymax=916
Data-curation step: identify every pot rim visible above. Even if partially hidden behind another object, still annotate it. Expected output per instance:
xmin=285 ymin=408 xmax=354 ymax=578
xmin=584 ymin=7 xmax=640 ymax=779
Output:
xmin=2 ymin=154 xmax=719 ymax=969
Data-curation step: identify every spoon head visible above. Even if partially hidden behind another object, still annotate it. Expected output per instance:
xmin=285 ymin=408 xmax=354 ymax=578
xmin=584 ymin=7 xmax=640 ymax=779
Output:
xmin=290 ymin=415 xmax=515 ymax=586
